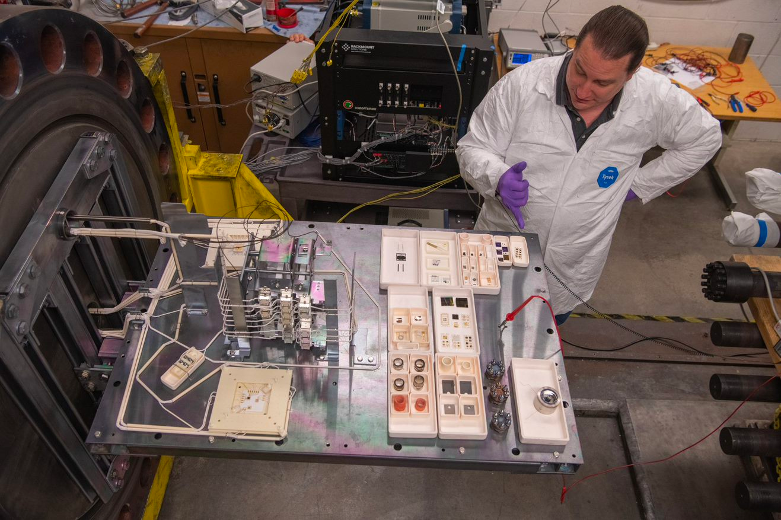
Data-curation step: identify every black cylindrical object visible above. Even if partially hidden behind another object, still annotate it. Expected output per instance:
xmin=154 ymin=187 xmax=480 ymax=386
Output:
xmin=710 ymin=374 xmax=781 ymax=402
xmin=710 ymin=321 xmax=766 ymax=349
xmin=736 ymin=482 xmax=781 ymax=511
xmin=702 ymin=261 xmax=781 ymax=303
xmin=729 ymin=33 xmax=754 ymax=64
xmin=720 ymin=427 xmax=781 ymax=456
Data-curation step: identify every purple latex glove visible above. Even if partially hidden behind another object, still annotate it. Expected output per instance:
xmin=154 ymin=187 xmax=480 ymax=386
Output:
xmin=625 ymin=189 xmax=638 ymax=201
xmin=497 ymin=161 xmax=530 ymax=229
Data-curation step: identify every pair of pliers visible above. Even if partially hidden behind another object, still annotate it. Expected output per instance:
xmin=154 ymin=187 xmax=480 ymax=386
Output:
xmin=730 ymin=95 xmax=743 ymax=113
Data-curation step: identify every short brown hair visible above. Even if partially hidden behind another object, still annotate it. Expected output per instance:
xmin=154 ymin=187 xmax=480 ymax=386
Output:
xmin=577 ymin=6 xmax=649 ymax=73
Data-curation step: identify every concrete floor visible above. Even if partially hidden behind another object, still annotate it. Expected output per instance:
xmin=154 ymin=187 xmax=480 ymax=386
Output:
xmin=159 ymin=140 xmax=781 ymax=520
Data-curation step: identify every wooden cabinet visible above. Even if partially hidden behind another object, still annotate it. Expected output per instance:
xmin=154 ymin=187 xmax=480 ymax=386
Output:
xmin=108 ymin=24 xmax=285 ymax=153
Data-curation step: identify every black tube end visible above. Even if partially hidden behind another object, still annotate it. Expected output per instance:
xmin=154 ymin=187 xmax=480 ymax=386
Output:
xmin=702 ymin=261 xmax=755 ymax=303
xmin=720 ymin=428 xmax=734 ymax=454
xmin=736 ymin=481 xmax=751 ymax=510
xmin=710 ymin=322 xmax=724 ymax=346
xmin=735 ymin=481 xmax=781 ymax=511
xmin=710 ymin=374 xmax=723 ymax=400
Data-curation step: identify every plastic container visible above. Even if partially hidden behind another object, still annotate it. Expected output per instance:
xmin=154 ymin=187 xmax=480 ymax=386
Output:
xmin=431 ymin=287 xmax=480 ymax=355
xmin=380 ymin=229 xmax=420 ymax=289
xmin=457 ymin=233 xmax=500 ymax=294
xmin=435 ymin=353 xmax=487 ymax=439
xmin=419 ymin=231 xmax=459 ymax=288
xmin=510 ymin=358 xmax=569 ymax=445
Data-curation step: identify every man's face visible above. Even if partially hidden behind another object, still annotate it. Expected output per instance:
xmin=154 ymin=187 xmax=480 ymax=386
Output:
xmin=566 ymin=35 xmax=635 ymax=111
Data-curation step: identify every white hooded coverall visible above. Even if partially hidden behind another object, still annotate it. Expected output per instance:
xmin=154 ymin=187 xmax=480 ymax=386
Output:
xmin=456 ymin=54 xmax=722 ymax=314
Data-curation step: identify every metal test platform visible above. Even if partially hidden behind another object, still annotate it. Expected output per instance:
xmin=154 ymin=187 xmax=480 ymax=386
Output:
xmin=89 ymin=221 xmax=583 ymax=473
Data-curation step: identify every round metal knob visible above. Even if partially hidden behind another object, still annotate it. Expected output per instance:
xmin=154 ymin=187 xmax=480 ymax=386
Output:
xmin=491 ymin=410 xmax=512 ymax=433
xmin=485 ymin=359 xmax=505 ymax=381
xmin=489 ymin=382 xmax=510 ymax=405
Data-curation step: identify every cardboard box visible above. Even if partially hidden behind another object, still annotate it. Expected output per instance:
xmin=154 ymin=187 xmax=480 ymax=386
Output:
xmin=203 ymin=0 xmax=265 ymax=33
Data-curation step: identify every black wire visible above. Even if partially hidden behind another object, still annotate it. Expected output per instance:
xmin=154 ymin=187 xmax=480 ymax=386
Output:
xmin=541 ymin=0 xmax=562 ymax=39
xmin=739 ymin=303 xmax=752 ymax=323
xmin=562 ymin=336 xmax=768 ymax=360
xmin=544 ymin=264 xmax=709 ymax=356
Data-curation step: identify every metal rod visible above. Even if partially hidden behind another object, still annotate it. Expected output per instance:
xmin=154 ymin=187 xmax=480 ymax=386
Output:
xmin=710 ymin=322 xmax=766 ymax=349
xmin=736 ymin=481 xmax=781 ymax=511
xmin=68 ymin=214 xmax=155 ymax=223
xmin=720 ymin=427 xmax=781 ymax=456
xmin=710 ymin=374 xmax=781 ymax=402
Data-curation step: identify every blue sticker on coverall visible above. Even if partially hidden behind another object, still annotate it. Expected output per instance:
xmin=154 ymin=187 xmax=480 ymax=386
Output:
xmin=597 ymin=167 xmax=619 ymax=188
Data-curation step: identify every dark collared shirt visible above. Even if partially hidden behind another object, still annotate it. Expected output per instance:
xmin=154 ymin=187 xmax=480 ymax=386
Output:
xmin=555 ymin=52 xmax=623 ymax=151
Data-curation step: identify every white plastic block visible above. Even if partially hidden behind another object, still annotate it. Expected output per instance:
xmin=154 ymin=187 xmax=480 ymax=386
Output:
xmin=160 ymin=347 xmax=206 ymax=391
xmin=380 ymin=229 xmax=420 ymax=289
xmin=431 ymin=288 xmax=480 ymax=355
xmin=510 ymin=235 xmax=529 ymax=268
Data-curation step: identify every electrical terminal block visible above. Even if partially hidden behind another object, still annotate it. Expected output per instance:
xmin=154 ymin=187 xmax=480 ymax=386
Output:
xmin=280 ymin=288 xmax=294 ymax=343
xmin=160 ymin=347 xmax=205 ymax=390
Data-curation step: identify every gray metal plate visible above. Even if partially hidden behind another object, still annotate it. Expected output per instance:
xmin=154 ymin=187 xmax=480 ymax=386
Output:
xmin=88 ymin=222 xmax=582 ymax=473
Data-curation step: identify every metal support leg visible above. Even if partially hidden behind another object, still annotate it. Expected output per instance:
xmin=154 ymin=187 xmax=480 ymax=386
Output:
xmin=708 ymin=120 xmax=740 ymax=211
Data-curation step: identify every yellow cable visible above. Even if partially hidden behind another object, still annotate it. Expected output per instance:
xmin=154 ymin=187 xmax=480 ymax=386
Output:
xmin=336 ymin=174 xmax=460 ymax=223
xmin=328 ymin=9 xmax=352 ymax=64
xmin=291 ymin=0 xmax=361 ymax=83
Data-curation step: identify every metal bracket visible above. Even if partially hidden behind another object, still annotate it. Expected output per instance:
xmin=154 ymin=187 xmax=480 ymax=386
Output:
xmin=0 ymin=132 xmax=116 ymax=336
xmin=74 ymin=364 xmax=112 ymax=393
xmin=107 ymin=455 xmax=131 ymax=491
xmin=0 ymin=132 xmax=118 ymax=503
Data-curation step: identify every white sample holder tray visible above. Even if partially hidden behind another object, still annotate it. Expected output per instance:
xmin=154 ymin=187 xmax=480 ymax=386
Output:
xmin=387 ymin=285 xmax=433 ymax=352
xmin=510 ymin=358 xmax=569 ymax=445
xmin=457 ymin=233 xmax=501 ymax=295
xmin=419 ymin=231 xmax=459 ymax=289
xmin=431 ymin=287 xmax=480 ymax=355
xmin=388 ymin=352 xmax=438 ymax=438
xmin=380 ymin=228 xmax=420 ymax=289
xmin=434 ymin=353 xmax=487 ymax=439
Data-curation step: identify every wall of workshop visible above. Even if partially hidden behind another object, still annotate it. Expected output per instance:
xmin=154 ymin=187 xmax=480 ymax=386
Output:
xmin=488 ymin=0 xmax=781 ymax=141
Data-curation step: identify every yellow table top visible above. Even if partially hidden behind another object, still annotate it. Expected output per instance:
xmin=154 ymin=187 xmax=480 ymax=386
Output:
xmin=643 ymin=45 xmax=781 ymax=123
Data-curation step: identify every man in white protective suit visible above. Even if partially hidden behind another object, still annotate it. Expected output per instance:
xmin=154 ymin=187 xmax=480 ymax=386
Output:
xmin=456 ymin=5 xmax=722 ymax=324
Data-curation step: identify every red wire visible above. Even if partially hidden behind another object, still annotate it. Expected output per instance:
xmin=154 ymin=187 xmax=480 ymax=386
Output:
xmin=745 ymin=90 xmax=777 ymax=107
xmin=560 ymin=374 xmax=779 ymax=503
xmin=665 ymin=179 xmax=690 ymax=198
xmin=504 ymin=294 xmax=564 ymax=357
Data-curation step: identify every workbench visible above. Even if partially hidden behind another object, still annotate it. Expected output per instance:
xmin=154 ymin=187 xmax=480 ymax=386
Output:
xmin=87 ymin=221 xmax=583 ymax=473
xmin=731 ymin=254 xmax=781 ymax=376
xmin=81 ymin=3 xmax=287 ymax=153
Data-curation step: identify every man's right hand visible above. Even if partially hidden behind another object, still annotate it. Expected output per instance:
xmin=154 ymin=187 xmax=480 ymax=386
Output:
xmin=496 ymin=161 xmax=529 ymax=229
xmin=289 ymin=34 xmax=313 ymax=44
